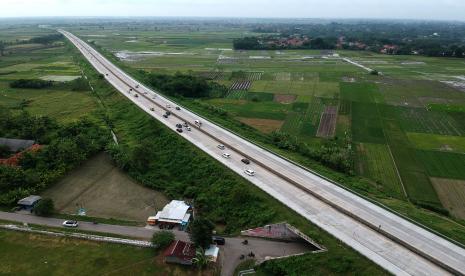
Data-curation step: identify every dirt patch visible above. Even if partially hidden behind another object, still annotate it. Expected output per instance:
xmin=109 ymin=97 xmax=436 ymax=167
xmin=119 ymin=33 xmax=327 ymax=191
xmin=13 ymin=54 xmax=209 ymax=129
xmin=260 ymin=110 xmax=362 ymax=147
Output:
xmin=42 ymin=153 xmax=169 ymax=222
xmin=431 ymin=177 xmax=465 ymax=220
xmin=237 ymin=117 xmax=284 ymax=134
xmin=316 ymin=106 xmax=338 ymax=138
xmin=274 ymin=94 xmax=296 ymax=104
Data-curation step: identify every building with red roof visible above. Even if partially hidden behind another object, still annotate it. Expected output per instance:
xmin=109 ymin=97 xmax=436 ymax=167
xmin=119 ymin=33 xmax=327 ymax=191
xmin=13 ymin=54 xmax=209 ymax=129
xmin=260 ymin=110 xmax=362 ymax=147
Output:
xmin=163 ymin=240 xmax=196 ymax=266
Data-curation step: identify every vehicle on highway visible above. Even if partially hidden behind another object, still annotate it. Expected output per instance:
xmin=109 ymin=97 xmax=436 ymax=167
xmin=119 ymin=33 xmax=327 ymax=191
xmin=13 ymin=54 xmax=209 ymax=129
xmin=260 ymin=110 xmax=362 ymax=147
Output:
xmin=183 ymin=122 xmax=188 ymax=127
xmin=166 ymin=111 xmax=171 ymax=116
xmin=176 ymin=106 xmax=181 ymax=110
xmin=176 ymin=123 xmax=183 ymax=128
xmin=241 ymin=158 xmax=251 ymax=164
xmin=62 ymin=220 xmax=78 ymax=227
xmin=166 ymin=104 xmax=171 ymax=108
xmin=195 ymin=120 xmax=202 ymax=127
xmin=152 ymin=96 xmax=156 ymax=99
xmin=244 ymin=169 xmax=255 ymax=176
xmin=130 ymin=88 xmax=133 ymax=91
xmin=134 ymin=94 xmax=138 ymax=98
xmin=176 ymin=128 xmax=183 ymax=133
xmin=163 ymin=114 xmax=169 ymax=118
xmin=222 ymin=153 xmax=231 ymax=159
xmin=186 ymin=126 xmax=191 ymax=131
xmin=217 ymin=144 xmax=225 ymax=150
xmin=212 ymin=236 xmax=225 ymax=245
xmin=150 ymin=107 xmax=155 ymax=111
xmin=135 ymin=84 xmax=140 ymax=88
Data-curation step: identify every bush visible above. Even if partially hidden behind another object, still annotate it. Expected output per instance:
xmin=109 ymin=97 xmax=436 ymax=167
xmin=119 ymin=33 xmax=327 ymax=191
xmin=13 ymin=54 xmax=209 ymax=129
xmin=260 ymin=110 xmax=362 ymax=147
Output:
xmin=10 ymin=79 xmax=53 ymax=89
xmin=33 ymin=198 xmax=54 ymax=216
xmin=152 ymin=231 xmax=175 ymax=250
xmin=189 ymin=217 xmax=214 ymax=249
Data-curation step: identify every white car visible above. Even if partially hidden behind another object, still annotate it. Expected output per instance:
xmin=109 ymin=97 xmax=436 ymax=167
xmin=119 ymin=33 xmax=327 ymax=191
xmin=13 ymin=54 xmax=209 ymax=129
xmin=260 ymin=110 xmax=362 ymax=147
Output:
xmin=186 ymin=126 xmax=191 ymax=131
xmin=62 ymin=220 xmax=79 ymax=227
xmin=244 ymin=169 xmax=255 ymax=176
xmin=222 ymin=153 xmax=231 ymax=159
xmin=217 ymin=144 xmax=225 ymax=150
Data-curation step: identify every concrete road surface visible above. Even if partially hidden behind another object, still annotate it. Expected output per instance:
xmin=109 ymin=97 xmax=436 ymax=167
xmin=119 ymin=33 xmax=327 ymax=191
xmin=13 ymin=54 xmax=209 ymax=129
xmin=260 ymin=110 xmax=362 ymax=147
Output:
xmin=60 ymin=30 xmax=465 ymax=275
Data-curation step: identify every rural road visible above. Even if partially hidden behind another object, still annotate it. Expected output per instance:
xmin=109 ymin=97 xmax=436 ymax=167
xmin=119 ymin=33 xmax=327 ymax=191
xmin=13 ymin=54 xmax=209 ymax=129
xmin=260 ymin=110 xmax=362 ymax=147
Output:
xmin=0 ymin=211 xmax=310 ymax=276
xmin=60 ymin=30 xmax=465 ymax=275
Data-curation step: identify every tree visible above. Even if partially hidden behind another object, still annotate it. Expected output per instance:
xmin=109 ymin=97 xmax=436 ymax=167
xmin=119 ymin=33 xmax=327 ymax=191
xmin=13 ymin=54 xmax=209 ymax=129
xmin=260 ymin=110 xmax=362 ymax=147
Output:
xmin=189 ymin=217 xmax=214 ymax=249
xmin=0 ymin=41 xmax=5 ymax=56
xmin=152 ymin=231 xmax=175 ymax=250
xmin=192 ymin=247 xmax=209 ymax=268
xmin=33 ymin=198 xmax=54 ymax=216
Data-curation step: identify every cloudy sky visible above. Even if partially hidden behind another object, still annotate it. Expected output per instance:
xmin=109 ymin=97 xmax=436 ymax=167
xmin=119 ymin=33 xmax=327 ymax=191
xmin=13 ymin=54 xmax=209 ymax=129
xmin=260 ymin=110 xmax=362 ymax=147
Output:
xmin=1 ymin=0 xmax=464 ymax=21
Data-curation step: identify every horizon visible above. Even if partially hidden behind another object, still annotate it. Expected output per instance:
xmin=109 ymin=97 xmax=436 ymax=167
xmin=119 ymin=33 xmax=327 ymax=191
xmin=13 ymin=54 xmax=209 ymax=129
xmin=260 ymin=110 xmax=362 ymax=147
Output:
xmin=0 ymin=0 xmax=464 ymax=21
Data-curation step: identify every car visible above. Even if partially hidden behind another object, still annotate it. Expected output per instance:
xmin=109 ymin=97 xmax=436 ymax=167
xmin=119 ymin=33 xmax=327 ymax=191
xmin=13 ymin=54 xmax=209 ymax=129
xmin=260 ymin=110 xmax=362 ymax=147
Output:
xmin=176 ymin=128 xmax=183 ymax=133
xmin=195 ymin=120 xmax=202 ymax=126
xmin=241 ymin=158 xmax=250 ymax=164
xmin=217 ymin=144 xmax=225 ymax=150
xmin=152 ymin=96 xmax=156 ymax=99
xmin=175 ymin=106 xmax=181 ymax=110
xmin=135 ymin=84 xmax=140 ymax=88
xmin=166 ymin=104 xmax=171 ymax=108
xmin=165 ymin=111 xmax=171 ymax=116
xmin=130 ymin=88 xmax=133 ymax=91
xmin=62 ymin=220 xmax=78 ymax=227
xmin=150 ymin=107 xmax=155 ymax=111
xmin=186 ymin=126 xmax=191 ymax=131
xmin=222 ymin=153 xmax=231 ymax=159
xmin=183 ymin=122 xmax=188 ymax=127
xmin=176 ymin=123 xmax=183 ymax=128
xmin=212 ymin=236 xmax=225 ymax=245
xmin=134 ymin=94 xmax=138 ymax=98
xmin=163 ymin=114 xmax=169 ymax=118
xmin=244 ymin=169 xmax=255 ymax=176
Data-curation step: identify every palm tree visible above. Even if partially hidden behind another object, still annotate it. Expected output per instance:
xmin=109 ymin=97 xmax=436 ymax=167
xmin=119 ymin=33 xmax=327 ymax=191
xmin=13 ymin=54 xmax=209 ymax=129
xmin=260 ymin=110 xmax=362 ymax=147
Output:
xmin=192 ymin=247 xmax=209 ymax=269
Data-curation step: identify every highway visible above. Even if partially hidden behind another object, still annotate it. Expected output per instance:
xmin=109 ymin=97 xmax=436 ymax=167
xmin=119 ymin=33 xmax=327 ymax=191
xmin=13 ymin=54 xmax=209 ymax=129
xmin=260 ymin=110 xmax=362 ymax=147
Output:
xmin=61 ymin=30 xmax=465 ymax=276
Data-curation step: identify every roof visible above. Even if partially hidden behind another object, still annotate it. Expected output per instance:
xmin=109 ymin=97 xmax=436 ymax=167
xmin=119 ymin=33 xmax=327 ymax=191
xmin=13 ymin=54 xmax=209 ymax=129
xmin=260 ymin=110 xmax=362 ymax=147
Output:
xmin=163 ymin=240 xmax=196 ymax=260
xmin=205 ymin=245 xmax=219 ymax=262
xmin=0 ymin=138 xmax=35 ymax=152
xmin=17 ymin=195 xmax=42 ymax=206
xmin=156 ymin=200 xmax=190 ymax=222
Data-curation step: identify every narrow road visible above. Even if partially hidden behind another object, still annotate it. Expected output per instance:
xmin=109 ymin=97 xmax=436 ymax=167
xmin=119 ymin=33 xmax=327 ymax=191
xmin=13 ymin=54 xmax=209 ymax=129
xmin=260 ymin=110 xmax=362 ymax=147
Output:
xmin=0 ymin=211 xmax=310 ymax=276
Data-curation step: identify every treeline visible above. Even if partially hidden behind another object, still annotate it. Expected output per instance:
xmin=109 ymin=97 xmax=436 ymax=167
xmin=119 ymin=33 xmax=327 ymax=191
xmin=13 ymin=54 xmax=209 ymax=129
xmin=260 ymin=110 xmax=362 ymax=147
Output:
xmin=141 ymin=71 xmax=227 ymax=98
xmin=233 ymin=36 xmax=335 ymax=50
xmin=0 ymin=110 xmax=108 ymax=205
xmin=28 ymin=34 xmax=63 ymax=45
xmin=270 ymin=131 xmax=352 ymax=174
xmin=10 ymin=77 xmax=90 ymax=91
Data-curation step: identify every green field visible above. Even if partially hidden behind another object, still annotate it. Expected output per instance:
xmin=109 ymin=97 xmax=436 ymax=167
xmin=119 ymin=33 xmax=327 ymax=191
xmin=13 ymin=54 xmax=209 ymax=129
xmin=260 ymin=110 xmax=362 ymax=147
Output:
xmin=0 ymin=229 xmax=192 ymax=275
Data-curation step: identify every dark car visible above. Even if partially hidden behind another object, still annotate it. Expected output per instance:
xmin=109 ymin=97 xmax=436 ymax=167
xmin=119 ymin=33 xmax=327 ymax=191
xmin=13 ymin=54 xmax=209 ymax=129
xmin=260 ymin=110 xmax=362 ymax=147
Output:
xmin=212 ymin=236 xmax=225 ymax=245
xmin=241 ymin=158 xmax=251 ymax=164
xmin=176 ymin=106 xmax=181 ymax=110
xmin=176 ymin=124 xmax=183 ymax=128
xmin=163 ymin=114 xmax=168 ymax=118
xmin=166 ymin=111 xmax=171 ymax=116
xmin=176 ymin=128 xmax=183 ymax=133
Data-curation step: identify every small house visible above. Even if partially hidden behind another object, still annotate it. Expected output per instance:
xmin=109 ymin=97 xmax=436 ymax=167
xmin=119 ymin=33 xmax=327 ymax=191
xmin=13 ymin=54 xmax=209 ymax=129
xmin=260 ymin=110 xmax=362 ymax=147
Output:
xmin=17 ymin=195 xmax=42 ymax=211
xmin=148 ymin=200 xmax=191 ymax=230
xmin=163 ymin=240 xmax=196 ymax=265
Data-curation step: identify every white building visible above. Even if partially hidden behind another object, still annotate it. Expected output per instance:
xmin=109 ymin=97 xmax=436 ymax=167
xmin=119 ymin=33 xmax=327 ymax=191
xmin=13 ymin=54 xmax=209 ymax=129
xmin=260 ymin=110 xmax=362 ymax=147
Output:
xmin=148 ymin=200 xmax=191 ymax=229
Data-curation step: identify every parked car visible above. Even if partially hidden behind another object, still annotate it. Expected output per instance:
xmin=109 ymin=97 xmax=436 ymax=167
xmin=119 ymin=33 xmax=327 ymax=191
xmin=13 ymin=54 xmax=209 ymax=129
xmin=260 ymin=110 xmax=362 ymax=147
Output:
xmin=175 ymin=106 xmax=181 ymax=110
xmin=244 ymin=169 xmax=255 ymax=176
xmin=222 ymin=153 xmax=231 ymax=159
xmin=217 ymin=144 xmax=225 ymax=150
xmin=241 ymin=158 xmax=250 ymax=164
xmin=62 ymin=220 xmax=78 ymax=228
xmin=176 ymin=128 xmax=183 ymax=133
xmin=212 ymin=236 xmax=225 ymax=245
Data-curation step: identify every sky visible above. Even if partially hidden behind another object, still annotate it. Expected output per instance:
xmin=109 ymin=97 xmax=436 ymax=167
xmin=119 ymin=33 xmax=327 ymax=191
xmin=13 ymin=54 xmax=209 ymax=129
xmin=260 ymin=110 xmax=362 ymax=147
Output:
xmin=0 ymin=0 xmax=464 ymax=21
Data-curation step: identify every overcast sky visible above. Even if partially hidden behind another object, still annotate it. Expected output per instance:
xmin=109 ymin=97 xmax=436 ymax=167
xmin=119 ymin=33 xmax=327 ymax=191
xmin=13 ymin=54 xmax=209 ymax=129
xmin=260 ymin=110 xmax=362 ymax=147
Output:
xmin=1 ymin=0 xmax=464 ymax=21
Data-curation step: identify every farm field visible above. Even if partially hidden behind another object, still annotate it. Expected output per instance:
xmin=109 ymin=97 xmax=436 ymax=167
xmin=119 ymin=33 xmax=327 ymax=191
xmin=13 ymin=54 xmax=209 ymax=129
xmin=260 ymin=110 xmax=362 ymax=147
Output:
xmin=42 ymin=153 xmax=169 ymax=222
xmin=71 ymin=25 xmax=465 ymax=220
xmin=430 ymin=178 xmax=465 ymax=220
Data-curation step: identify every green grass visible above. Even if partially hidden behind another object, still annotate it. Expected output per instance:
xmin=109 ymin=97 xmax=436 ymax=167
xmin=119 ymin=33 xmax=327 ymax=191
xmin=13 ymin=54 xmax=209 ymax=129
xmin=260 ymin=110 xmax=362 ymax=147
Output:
xmin=416 ymin=150 xmax=465 ymax=180
xmin=351 ymin=102 xmax=386 ymax=144
xmin=281 ymin=112 xmax=303 ymax=135
xmin=396 ymin=107 xmax=464 ymax=136
xmin=340 ymin=82 xmax=381 ymax=103
xmin=0 ymin=229 xmax=187 ymax=275
xmin=355 ymin=143 xmax=405 ymax=199
xmin=246 ymin=92 xmax=274 ymax=101
xmin=406 ymin=132 xmax=465 ymax=153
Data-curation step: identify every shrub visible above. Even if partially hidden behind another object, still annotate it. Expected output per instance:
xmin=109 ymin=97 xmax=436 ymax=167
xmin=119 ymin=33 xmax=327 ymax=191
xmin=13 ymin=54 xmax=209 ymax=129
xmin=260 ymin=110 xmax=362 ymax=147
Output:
xmin=189 ymin=217 xmax=214 ymax=249
xmin=33 ymin=198 xmax=54 ymax=216
xmin=152 ymin=231 xmax=175 ymax=250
